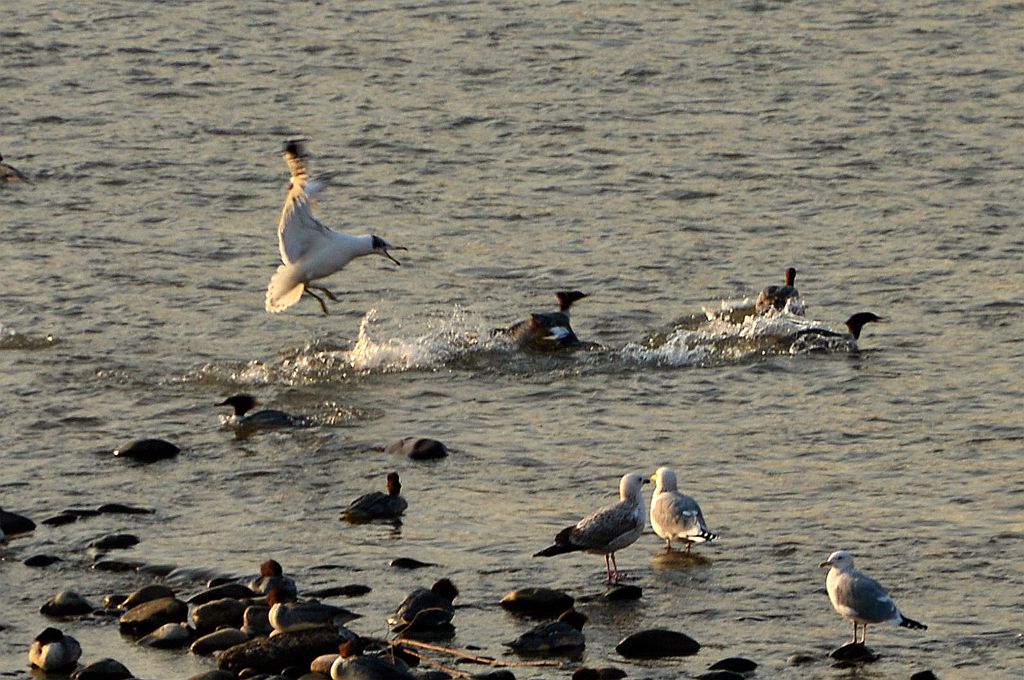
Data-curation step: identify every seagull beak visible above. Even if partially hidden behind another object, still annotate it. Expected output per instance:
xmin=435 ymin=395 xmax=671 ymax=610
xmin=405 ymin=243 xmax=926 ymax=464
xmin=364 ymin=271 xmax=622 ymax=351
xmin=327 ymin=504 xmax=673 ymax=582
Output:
xmin=818 ymin=560 xmax=833 ymax=568
xmin=382 ymin=246 xmax=407 ymax=267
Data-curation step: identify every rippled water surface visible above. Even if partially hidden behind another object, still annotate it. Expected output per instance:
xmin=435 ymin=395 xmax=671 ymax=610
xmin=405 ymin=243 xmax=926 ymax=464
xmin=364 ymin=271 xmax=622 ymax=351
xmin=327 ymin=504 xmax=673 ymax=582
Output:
xmin=2 ymin=1 xmax=1023 ymax=678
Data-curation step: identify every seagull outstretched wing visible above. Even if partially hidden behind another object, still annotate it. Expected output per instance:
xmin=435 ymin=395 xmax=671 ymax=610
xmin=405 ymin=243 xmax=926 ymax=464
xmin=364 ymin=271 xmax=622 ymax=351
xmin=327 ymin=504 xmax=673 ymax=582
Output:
xmin=278 ymin=141 xmax=332 ymax=265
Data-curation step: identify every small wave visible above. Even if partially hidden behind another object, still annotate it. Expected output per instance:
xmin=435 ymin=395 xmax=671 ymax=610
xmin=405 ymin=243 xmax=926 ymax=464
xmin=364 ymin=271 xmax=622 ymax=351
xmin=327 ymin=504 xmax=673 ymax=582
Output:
xmin=0 ymin=323 xmax=59 ymax=350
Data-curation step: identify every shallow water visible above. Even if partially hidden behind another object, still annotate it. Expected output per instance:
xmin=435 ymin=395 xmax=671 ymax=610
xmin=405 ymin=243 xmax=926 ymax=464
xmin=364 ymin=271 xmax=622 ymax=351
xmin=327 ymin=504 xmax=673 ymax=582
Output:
xmin=2 ymin=1 xmax=1023 ymax=678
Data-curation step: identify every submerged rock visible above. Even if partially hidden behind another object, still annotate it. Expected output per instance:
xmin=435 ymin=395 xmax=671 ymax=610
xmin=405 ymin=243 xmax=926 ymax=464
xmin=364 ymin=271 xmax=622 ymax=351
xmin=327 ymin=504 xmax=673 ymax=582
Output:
xmin=41 ymin=591 xmax=96 ymax=618
xmin=0 ymin=507 xmax=36 ymax=535
xmin=43 ymin=512 xmax=80 ymax=526
xmin=829 ymin=642 xmax=878 ymax=664
xmin=571 ymin=668 xmax=626 ymax=680
xmin=90 ymin=533 xmax=140 ymax=550
xmin=708 ymin=657 xmax=757 ymax=673
xmin=697 ymin=672 xmax=744 ymax=680
xmin=218 ymin=628 xmax=355 ymax=675
xmin=499 ymin=587 xmax=574 ymax=617
xmin=25 ymin=554 xmax=62 ymax=567
xmin=389 ymin=557 xmax=436 ymax=570
xmin=786 ymin=652 xmax=816 ymax=666
xmin=112 ymin=438 xmax=180 ymax=462
xmin=306 ymin=584 xmax=372 ymax=599
xmin=385 ymin=437 xmax=449 ymax=460
xmin=615 ymin=629 xmax=700 ymax=658
xmin=119 ymin=596 xmax=188 ymax=637
xmin=97 ymin=503 xmax=154 ymax=515
xmin=603 ymin=585 xmax=642 ymax=601
xmin=72 ymin=658 xmax=133 ymax=679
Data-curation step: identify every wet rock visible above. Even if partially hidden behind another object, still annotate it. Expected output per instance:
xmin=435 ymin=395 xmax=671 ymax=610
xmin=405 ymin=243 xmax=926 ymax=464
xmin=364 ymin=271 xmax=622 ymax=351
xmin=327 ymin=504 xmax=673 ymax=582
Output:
xmin=192 ymin=627 xmax=250 ymax=655
xmin=193 ymin=597 xmax=248 ymax=632
xmin=708 ymin=657 xmax=757 ymax=673
xmin=0 ymin=507 xmax=36 ymax=535
xmin=603 ymin=585 xmax=642 ymax=601
xmin=310 ymin=653 xmax=339 ymax=674
xmin=43 ymin=512 xmax=81 ymax=526
xmin=242 ymin=604 xmax=273 ymax=636
xmin=697 ymin=672 xmax=744 ymax=680
xmin=104 ymin=594 xmax=128 ymax=608
xmin=390 ymin=557 xmax=436 ymax=569
xmin=418 ymin=672 xmax=451 ymax=680
xmin=112 ymin=438 xmax=180 ymax=462
xmin=29 ymin=627 xmax=82 ymax=671
xmin=786 ymin=652 xmax=816 ymax=666
xmin=571 ymin=668 xmax=626 ymax=680
xmin=218 ymin=628 xmax=356 ymax=675
xmin=829 ymin=642 xmax=878 ymax=664
xmin=499 ymin=587 xmax=574 ymax=617
xmin=24 ymin=554 xmax=62 ymax=567
xmin=91 ymin=533 xmax=140 ymax=550
xmin=67 ymin=507 xmax=102 ymax=519
xmin=97 ymin=503 xmax=154 ymax=515
xmin=386 ymin=437 xmax=449 ymax=460
xmin=296 ymin=674 xmax=329 ymax=680
xmin=41 ymin=590 xmax=97 ymax=618
xmin=471 ymin=672 xmax=515 ymax=680
xmin=72 ymin=658 xmax=133 ymax=679
xmin=188 ymin=671 xmax=236 ymax=680
xmin=189 ymin=582 xmax=257 ymax=605
xmin=910 ymin=672 xmax=939 ymax=680
xmin=138 ymin=622 xmax=193 ymax=648
xmin=282 ymin=667 xmax=306 ymax=679
xmin=119 ymin=596 xmax=188 ymax=637
xmin=92 ymin=559 xmax=144 ymax=573
xmin=615 ymin=629 xmax=700 ymax=658
xmin=121 ymin=583 xmax=176 ymax=610
xmin=307 ymin=584 xmax=372 ymax=598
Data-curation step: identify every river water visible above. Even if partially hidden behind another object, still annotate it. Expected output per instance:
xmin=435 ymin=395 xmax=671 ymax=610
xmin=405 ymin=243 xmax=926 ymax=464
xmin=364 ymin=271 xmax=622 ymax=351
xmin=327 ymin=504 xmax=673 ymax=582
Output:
xmin=1 ymin=1 xmax=1022 ymax=678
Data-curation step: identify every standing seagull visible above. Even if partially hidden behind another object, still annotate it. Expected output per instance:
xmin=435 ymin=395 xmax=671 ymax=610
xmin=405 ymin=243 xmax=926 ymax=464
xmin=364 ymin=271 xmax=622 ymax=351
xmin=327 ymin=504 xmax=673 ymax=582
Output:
xmin=1 ymin=153 xmax=32 ymax=185
xmin=819 ymin=550 xmax=927 ymax=645
xmin=265 ymin=140 xmax=406 ymax=315
xmin=534 ymin=473 xmax=647 ymax=583
xmin=649 ymin=467 xmax=717 ymax=552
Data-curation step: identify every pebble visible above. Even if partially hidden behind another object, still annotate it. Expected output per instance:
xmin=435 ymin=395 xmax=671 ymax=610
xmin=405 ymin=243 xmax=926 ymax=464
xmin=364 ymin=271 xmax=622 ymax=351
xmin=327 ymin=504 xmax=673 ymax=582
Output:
xmin=218 ymin=627 xmax=355 ymax=675
xmin=309 ymin=653 xmax=339 ymax=674
xmin=571 ymin=668 xmax=626 ymax=680
xmin=615 ymin=629 xmax=700 ymax=658
xmin=499 ymin=587 xmax=574 ymax=617
xmin=121 ymin=583 xmax=176 ymax=609
xmin=40 ymin=590 xmax=97 ymax=618
xmin=192 ymin=628 xmax=251 ymax=655
xmin=90 ymin=533 xmax=140 ymax=550
xmin=138 ymin=622 xmax=193 ymax=648
xmin=24 ymin=554 xmax=62 ymax=567
xmin=910 ymin=672 xmax=939 ymax=680
xmin=390 ymin=557 xmax=436 ymax=569
xmin=708 ymin=657 xmax=757 ymax=673
xmin=119 ymin=596 xmax=189 ymax=637
xmin=385 ymin=437 xmax=449 ymax=460
xmin=112 ymin=438 xmax=180 ymax=462
xmin=189 ymin=582 xmax=258 ymax=605
xmin=71 ymin=658 xmax=133 ymax=679
xmin=0 ymin=507 xmax=36 ymax=535
xmin=193 ymin=597 xmax=247 ymax=632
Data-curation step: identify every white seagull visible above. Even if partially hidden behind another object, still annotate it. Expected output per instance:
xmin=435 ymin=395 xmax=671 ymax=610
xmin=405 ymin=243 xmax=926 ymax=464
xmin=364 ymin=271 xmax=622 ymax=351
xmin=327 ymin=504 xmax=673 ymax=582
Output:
xmin=650 ymin=467 xmax=717 ymax=552
xmin=265 ymin=140 xmax=406 ymax=315
xmin=819 ymin=550 xmax=927 ymax=645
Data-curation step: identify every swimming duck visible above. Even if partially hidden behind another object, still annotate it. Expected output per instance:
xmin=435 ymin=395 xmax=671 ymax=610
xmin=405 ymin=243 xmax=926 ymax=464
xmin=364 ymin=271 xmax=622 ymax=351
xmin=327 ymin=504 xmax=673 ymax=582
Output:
xmin=500 ymin=291 xmax=588 ymax=349
xmin=330 ymin=638 xmax=418 ymax=680
xmin=28 ymin=627 xmax=81 ymax=671
xmin=268 ymin=587 xmax=360 ymax=634
xmin=0 ymin=153 xmax=32 ymax=185
xmin=387 ymin=578 xmax=458 ymax=633
xmin=217 ymin=394 xmax=307 ymax=436
xmin=755 ymin=267 xmax=799 ymax=314
xmin=650 ymin=467 xmax=717 ymax=552
xmin=787 ymin=312 xmax=885 ymax=352
xmin=341 ymin=472 xmax=408 ymax=522
xmin=247 ymin=558 xmax=298 ymax=601
xmin=534 ymin=473 xmax=647 ymax=583
xmin=503 ymin=608 xmax=587 ymax=654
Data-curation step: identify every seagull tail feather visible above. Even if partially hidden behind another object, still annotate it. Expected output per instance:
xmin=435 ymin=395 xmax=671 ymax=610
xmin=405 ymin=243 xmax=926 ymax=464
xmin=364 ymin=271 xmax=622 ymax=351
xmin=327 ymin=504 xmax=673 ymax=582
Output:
xmin=266 ymin=263 xmax=306 ymax=313
xmin=533 ymin=525 xmax=583 ymax=557
xmin=898 ymin=614 xmax=927 ymax=630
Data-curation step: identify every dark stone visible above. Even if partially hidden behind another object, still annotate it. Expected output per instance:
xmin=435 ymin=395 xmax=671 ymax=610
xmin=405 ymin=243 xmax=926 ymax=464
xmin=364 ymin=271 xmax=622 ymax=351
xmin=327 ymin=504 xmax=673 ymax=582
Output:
xmin=121 ymin=584 xmax=176 ymax=609
xmin=604 ymin=585 xmax=642 ymax=601
xmin=97 ymin=503 xmax=154 ymax=515
xmin=615 ymin=629 xmax=700 ymax=658
xmin=92 ymin=559 xmax=144 ymax=572
xmin=192 ymin=628 xmax=251 ymax=656
xmin=192 ymin=597 xmax=248 ymax=633
xmin=418 ymin=672 xmax=452 ymax=680
xmin=25 ymin=554 xmax=62 ymax=567
xmin=385 ymin=437 xmax=449 ymax=460
xmin=41 ymin=591 xmax=97 ymax=617
xmin=138 ymin=622 xmax=193 ymax=648
xmin=697 ymin=672 xmax=744 ymax=680
xmin=708 ymin=657 xmax=757 ymax=673
xmin=112 ymin=438 xmax=180 ymax=462
xmin=66 ymin=508 xmax=102 ymax=518
xmin=787 ymin=653 xmax=816 ymax=666
xmin=218 ymin=628 xmax=355 ymax=675
xmin=0 ymin=507 xmax=36 ymax=535
xmin=281 ymin=667 xmax=305 ymax=679
xmin=71 ymin=658 xmax=133 ymax=679
xmin=43 ymin=513 xmax=80 ymax=526
xmin=91 ymin=533 xmax=140 ymax=550
xmin=119 ymin=596 xmax=188 ymax=637
xmin=910 ymin=672 xmax=939 ymax=680
xmin=188 ymin=672 xmax=236 ymax=680
xmin=103 ymin=594 xmax=128 ymax=608
xmin=189 ymin=582 xmax=257 ymax=605
xmin=571 ymin=668 xmax=626 ymax=680
xmin=471 ymin=672 xmax=515 ymax=680
xmin=306 ymin=584 xmax=372 ymax=598
xmin=390 ymin=557 xmax=436 ymax=569
xmin=500 ymin=587 xmax=574 ymax=617
xmin=829 ymin=642 xmax=878 ymax=664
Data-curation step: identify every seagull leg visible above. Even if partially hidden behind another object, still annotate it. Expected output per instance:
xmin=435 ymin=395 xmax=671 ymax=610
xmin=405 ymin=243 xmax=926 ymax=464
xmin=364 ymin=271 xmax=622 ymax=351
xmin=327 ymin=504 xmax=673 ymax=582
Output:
xmin=850 ymin=622 xmax=858 ymax=644
xmin=861 ymin=625 xmax=868 ymax=645
xmin=610 ymin=553 xmax=621 ymax=583
xmin=304 ymin=288 xmax=330 ymax=315
xmin=309 ymin=285 xmax=338 ymax=302
xmin=665 ymin=538 xmax=672 ymax=552
xmin=604 ymin=554 xmax=614 ymax=582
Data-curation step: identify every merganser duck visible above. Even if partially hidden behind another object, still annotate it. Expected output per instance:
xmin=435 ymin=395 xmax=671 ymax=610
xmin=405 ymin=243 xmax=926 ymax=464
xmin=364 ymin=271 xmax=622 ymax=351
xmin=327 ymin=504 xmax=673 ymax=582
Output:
xmin=387 ymin=578 xmax=458 ymax=633
xmin=330 ymin=638 xmax=418 ymax=680
xmin=341 ymin=472 xmax=408 ymax=522
xmin=503 ymin=608 xmax=587 ymax=654
xmin=28 ymin=628 xmax=81 ymax=671
xmin=247 ymin=558 xmax=298 ymax=601
xmin=266 ymin=140 xmax=407 ymax=315
xmin=819 ymin=550 xmax=927 ymax=645
xmin=500 ymin=291 xmax=588 ymax=349
xmin=0 ymin=153 xmax=32 ymax=185
xmin=650 ymin=467 xmax=717 ymax=552
xmin=267 ymin=587 xmax=360 ymax=634
xmin=755 ymin=267 xmax=799 ymax=314
xmin=217 ymin=394 xmax=306 ymax=436
xmin=534 ymin=473 xmax=647 ymax=583
xmin=787 ymin=312 xmax=885 ymax=352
